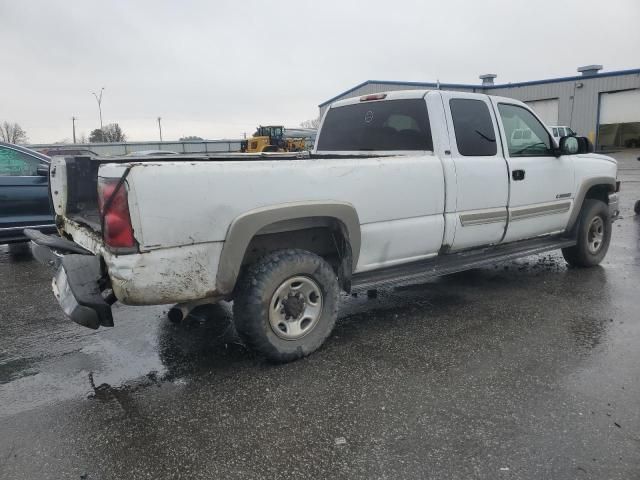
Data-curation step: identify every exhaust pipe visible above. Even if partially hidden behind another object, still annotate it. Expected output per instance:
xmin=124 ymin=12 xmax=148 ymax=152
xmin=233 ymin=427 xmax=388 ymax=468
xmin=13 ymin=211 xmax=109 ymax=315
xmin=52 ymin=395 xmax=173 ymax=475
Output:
xmin=168 ymin=296 xmax=221 ymax=324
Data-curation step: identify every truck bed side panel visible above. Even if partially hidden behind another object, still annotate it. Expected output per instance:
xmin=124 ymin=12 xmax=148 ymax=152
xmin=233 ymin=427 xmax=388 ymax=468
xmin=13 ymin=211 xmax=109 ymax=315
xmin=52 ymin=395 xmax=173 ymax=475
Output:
xmin=101 ymin=155 xmax=446 ymax=272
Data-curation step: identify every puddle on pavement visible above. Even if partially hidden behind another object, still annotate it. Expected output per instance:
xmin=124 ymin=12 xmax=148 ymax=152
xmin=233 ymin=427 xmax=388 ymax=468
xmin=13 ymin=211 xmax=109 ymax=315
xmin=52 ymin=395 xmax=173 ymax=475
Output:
xmin=0 ymin=303 xmax=250 ymax=417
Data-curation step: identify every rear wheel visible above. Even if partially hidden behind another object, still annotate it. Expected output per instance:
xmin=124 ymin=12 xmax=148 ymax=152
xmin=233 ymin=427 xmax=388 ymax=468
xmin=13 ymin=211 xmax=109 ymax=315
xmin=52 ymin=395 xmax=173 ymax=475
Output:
xmin=233 ymin=249 xmax=339 ymax=362
xmin=562 ymin=199 xmax=611 ymax=267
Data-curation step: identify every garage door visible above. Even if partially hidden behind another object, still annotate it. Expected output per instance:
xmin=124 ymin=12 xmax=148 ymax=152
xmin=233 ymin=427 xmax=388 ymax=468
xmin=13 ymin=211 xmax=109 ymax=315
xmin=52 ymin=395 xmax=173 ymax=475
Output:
xmin=598 ymin=89 xmax=640 ymax=149
xmin=525 ymin=98 xmax=559 ymax=125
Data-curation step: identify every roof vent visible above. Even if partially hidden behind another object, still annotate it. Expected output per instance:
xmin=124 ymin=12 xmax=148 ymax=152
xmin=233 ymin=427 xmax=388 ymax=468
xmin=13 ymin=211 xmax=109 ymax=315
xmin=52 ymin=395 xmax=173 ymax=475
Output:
xmin=479 ymin=74 xmax=497 ymax=86
xmin=577 ymin=65 xmax=603 ymax=76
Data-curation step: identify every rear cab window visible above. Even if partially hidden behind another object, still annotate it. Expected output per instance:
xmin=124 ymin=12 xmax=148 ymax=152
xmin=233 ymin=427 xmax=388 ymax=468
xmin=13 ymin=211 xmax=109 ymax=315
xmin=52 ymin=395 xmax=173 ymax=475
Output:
xmin=316 ymin=99 xmax=432 ymax=151
xmin=449 ymin=98 xmax=497 ymax=156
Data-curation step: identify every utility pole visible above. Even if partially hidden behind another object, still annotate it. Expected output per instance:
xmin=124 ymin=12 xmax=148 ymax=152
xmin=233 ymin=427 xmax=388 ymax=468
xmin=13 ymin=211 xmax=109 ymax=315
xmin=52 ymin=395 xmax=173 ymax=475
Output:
xmin=71 ymin=116 xmax=77 ymax=143
xmin=91 ymin=87 xmax=105 ymax=132
xmin=157 ymin=117 xmax=163 ymax=141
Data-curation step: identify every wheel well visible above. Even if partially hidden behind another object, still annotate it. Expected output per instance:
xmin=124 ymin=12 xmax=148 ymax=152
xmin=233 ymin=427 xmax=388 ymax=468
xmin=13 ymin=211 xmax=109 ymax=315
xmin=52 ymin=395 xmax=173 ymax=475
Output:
xmin=241 ymin=217 xmax=353 ymax=292
xmin=584 ymin=184 xmax=611 ymax=204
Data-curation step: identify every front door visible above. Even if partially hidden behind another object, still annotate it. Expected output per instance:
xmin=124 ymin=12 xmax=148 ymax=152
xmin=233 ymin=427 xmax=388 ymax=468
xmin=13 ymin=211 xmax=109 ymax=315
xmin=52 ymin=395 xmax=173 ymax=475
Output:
xmin=492 ymin=101 xmax=574 ymax=242
xmin=0 ymin=145 xmax=52 ymax=233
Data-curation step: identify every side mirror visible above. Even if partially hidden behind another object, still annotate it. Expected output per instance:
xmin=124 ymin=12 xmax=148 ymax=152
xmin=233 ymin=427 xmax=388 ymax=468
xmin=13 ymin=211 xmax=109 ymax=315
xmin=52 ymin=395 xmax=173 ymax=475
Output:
xmin=559 ymin=136 xmax=579 ymax=155
xmin=576 ymin=136 xmax=594 ymax=153
xmin=559 ymin=136 xmax=593 ymax=155
xmin=36 ymin=164 xmax=50 ymax=176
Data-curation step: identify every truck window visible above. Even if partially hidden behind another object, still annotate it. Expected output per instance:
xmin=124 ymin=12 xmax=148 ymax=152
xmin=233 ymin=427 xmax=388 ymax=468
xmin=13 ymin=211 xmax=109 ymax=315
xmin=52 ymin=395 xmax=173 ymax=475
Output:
xmin=498 ymin=103 xmax=553 ymax=157
xmin=552 ymin=128 xmax=559 ymax=137
xmin=0 ymin=146 xmax=41 ymax=176
xmin=317 ymin=99 xmax=432 ymax=151
xmin=449 ymin=99 xmax=497 ymax=156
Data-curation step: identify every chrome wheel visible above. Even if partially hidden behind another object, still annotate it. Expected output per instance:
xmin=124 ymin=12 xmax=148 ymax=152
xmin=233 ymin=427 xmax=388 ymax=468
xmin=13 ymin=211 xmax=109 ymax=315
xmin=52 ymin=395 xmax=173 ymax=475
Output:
xmin=269 ymin=276 xmax=323 ymax=340
xmin=587 ymin=216 xmax=604 ymax=254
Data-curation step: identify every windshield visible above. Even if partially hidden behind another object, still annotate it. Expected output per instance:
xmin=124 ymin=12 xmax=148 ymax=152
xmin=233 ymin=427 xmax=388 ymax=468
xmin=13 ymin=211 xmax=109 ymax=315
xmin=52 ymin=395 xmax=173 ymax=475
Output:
xmin=317 ymin=99 xmax=432 ymax=151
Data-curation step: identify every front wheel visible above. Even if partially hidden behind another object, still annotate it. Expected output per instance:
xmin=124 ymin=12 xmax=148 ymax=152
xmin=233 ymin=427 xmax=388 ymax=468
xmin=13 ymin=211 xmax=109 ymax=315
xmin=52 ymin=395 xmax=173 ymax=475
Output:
xmin=233 ymin=249 xmax=339 ymax=362
xmin=562 ymin=199 xmax=612 ymax=267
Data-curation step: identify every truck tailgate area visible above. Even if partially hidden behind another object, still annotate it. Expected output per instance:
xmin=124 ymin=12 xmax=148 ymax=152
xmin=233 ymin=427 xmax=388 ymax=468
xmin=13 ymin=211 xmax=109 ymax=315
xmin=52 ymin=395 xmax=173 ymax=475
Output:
xmin=50 ymin=156 xmax=103 ymax=233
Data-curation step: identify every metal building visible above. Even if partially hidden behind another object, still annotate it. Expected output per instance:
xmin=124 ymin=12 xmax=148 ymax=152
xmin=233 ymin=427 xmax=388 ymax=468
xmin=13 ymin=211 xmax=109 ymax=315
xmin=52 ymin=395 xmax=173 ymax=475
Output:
xmin=318 ymin=65 xmax=640 ymax=150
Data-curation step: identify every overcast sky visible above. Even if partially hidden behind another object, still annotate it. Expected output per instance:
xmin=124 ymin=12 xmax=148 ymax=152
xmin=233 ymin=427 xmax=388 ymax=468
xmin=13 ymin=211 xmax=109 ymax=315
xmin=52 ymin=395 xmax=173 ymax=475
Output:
xmin=1 ymin=0 xmax=639 ymax=144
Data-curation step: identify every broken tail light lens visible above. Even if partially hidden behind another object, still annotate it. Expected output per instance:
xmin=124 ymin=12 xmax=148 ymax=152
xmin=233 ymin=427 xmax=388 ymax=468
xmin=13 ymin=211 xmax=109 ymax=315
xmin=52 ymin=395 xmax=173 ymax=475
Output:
xmin=98 ymin=177 xmax=136 ymax=250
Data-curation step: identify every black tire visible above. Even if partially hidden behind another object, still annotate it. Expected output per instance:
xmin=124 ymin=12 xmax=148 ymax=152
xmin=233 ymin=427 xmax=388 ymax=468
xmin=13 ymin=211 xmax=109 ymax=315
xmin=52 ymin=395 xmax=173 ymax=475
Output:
xmin=634 ymin=200 xmax=640 ymax=215
xmin=233 ymin=249 xmax=339 ymax=362
xmin=562 ymin=199 xmax=611 ymax=267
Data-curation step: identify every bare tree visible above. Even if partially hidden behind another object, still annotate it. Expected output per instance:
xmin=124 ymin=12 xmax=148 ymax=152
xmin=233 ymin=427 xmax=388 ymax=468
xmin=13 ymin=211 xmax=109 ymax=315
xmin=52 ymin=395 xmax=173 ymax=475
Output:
xmin=300 ymin=117 xmax=321 ymax=129
xmin=0 ymin=121 xmax=28 ymax=144
xmin=78 ymin=133 xmax=88 ymax=144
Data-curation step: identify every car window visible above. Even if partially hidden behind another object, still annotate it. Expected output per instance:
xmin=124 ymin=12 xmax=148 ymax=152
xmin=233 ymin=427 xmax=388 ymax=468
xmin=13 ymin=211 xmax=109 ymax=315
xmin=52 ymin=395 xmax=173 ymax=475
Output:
xmin=566 ymin=127 xmax=575 ymax=136
xmin=558 ymin=128 xmax=565 ymax=137
xmin=498 ymin=103 xmax=554 ymax=157
xmin=513 ymin=130 xmax=522 ymax=140
xmin=449 ymin=98 xmax=497 ymax=156
xmin=317 ymin=99 xmax=432 ymax=151
xmin=0 ymin=146 xmax=42 ymax=176
xmin=552 ymin=128 xmax=558 ymax=137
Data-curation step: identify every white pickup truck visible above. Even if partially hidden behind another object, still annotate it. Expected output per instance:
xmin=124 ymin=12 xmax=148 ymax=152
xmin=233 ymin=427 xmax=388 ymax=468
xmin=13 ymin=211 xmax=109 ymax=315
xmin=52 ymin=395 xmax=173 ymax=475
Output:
xmin=29 ymin=89 xmax=620 ymax=362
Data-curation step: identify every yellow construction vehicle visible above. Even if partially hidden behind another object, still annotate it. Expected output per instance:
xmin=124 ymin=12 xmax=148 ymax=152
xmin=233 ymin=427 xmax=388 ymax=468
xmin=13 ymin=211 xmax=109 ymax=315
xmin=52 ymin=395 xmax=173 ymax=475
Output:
xmin=240 ymin=125 xmax=307 ymax=153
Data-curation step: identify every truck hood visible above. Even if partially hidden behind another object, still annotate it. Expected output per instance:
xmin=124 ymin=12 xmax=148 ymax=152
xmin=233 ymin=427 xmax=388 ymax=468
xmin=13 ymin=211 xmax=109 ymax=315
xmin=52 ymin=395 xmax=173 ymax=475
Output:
xmin=576 ymin=152 xmax=617 ymax=165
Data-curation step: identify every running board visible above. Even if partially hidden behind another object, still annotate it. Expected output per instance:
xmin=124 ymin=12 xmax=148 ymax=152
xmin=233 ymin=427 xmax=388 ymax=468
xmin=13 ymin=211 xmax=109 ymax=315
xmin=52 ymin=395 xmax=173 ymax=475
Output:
xmin=352 ymin=235 xmax=576 ymax=289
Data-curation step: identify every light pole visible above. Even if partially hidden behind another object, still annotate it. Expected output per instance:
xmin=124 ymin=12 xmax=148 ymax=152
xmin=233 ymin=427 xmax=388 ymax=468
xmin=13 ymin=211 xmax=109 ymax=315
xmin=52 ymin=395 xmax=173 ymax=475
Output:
xmin=92 ymin=87 xmax=105 ymax=133
xmin=157 ymin=117 xmax=163 ymax=142
xmin=71 ymin=116 xmax=77 ymax=143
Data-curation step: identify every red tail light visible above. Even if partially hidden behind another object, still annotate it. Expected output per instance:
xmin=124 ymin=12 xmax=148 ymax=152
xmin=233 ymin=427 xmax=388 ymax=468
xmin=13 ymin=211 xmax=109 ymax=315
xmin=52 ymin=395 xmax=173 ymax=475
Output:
xmin=98 ymin=178 xmax=136 ymax=250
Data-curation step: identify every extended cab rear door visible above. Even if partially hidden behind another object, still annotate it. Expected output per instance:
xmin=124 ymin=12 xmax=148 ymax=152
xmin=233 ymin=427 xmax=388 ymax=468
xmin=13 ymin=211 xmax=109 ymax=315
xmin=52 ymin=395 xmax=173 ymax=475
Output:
xmin=440 ymin=92 xmax=509 ymax=250
xmin=490 ymin=99 xmax=574 ymax=242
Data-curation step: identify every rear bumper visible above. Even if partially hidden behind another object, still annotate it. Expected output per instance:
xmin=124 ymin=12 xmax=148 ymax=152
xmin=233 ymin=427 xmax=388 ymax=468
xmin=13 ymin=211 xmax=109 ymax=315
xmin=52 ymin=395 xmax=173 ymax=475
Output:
xmin=26 ymin=229 xmax=113 ymax=329
xmin=0 ymin=224 xmax=56 ymax=244
xmin=50 ymin=255 xmax=114 ymax=329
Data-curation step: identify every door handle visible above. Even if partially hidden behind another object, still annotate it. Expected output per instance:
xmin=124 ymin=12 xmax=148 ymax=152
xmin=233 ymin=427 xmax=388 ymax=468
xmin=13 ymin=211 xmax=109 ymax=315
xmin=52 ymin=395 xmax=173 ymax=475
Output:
xmin=512 ymin=169 xmax=525 ymax=181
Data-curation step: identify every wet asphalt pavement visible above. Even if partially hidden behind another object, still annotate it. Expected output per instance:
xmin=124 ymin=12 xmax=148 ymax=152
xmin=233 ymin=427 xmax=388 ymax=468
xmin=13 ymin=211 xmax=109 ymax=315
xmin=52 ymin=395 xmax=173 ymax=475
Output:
xmin=1 ymin=151 xmax=639 ymax=479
